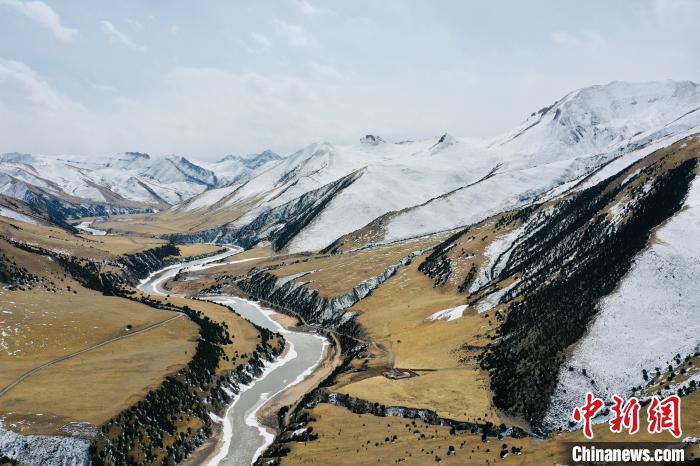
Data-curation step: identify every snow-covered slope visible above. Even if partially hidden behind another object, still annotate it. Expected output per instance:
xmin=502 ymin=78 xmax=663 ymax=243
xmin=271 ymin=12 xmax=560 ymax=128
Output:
xmin=171 ymin=134 xmax=507 ymax=250
xmin=204 ymin=150 xmax=281 ymax=185
xmin=492 ymin=80 xmax=700 ymax=164
xmin=0 ymin=151 xmax=230 ymax=210
xmin=544 ymin=164 xmax=700 ymax=430
xmin=347 ymin=80 xmax=700 ymax=249
xmin=173 ymin=81 xmax=700 ymax=253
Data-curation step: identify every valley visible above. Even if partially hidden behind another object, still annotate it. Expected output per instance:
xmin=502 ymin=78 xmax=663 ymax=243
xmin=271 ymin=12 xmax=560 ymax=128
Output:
xmin=1 ymin=80 xmax=700 ymax=465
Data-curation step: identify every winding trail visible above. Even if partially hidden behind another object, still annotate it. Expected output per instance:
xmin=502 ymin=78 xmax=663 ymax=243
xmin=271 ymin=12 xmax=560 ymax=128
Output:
xmin=0 ymin=314 xmax=183 ymax=398
xmin=137 ymin=247 xmax=329 ymax=466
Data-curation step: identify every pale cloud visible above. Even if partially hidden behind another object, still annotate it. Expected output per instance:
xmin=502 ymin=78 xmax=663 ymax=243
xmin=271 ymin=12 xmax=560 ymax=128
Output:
xmin=0 ymin=0 xmax=77 ymax=42
xmin=250 ymin=32 xmax=272 ymax=52
xmin=0 ymin=58 xmax=75 ymax=111
xmin=295 ymin=0 xmax=319 ymax=16
xmin=0 ymin=58 xmax=98 ymax=155
xmin=100 ymin=20 xmax=145 ymax=52
xmin=170 ymin=24 xmax=180 ymax=35
xmin=310 ymin=61 xmax=342 ymax=79
xmin=552 ymin=29 xmax=604 ymax=51
xmin=88 ymin=81 xmax=117 ymax=92
xmin=273 ymin=19 xmax=310 ymax=47
xmin=124 ymin=17 xmax=143 ymax=31
xmin=0 ymin=60 xmax=430 ymax=157
xmin=649 ymin=0 xmax=700 ymax=34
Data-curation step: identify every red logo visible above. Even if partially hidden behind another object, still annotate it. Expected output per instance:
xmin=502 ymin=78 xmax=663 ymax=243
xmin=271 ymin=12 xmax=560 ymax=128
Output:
xmin=572 ymin=392 xmax=604 ymax=439
xmin=609 ymin=395 xmax=640 ymax=434
xmin=572 ymin=393 xmax=682 ymax=439
xmin=647 ymin=394 xmax=682 ymax=438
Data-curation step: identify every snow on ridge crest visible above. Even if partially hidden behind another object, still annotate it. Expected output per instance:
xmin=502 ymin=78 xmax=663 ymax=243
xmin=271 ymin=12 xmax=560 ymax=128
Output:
xmin=360 ymin=134 xmax=385 ymax=145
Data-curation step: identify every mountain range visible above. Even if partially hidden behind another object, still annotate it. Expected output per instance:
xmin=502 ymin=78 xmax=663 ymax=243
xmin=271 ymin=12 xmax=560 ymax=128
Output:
xmin=0 ymin=149 xmax=281 ymax=223
xmin=2 ymin=79 xmax=700 ymax=465
xmin=164 ymin=80 xmax=700 ymax=253
xmin=2 ymin=80 xmax=700 ymax=253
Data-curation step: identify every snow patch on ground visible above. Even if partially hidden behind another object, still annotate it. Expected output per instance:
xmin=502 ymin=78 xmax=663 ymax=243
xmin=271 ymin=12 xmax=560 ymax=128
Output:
xmin=426 ymin=305 xmax=468 ymax=322
xmin=75 ymin=221 xmax=107 ymax=236
xmin=0 ymin=421 xmax=90 ymax=466
xmin=544 ymin=175 xmax=700 ymax=430
xmin=0 ymin=207 xmax=38 ymax=225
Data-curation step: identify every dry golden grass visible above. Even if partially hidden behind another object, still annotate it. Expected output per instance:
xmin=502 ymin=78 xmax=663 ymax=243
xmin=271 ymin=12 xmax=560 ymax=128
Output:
xmin=0 ymin=283 xmax=270 ymax=436
xmin=282 ymin=393 xmax=700 ymax=466
xmin=175 ymin=243 xmax=225 ymax=259
xmin=91 ymin=212 xmax=185 ymax=236
xmin=282 ymin=403 xmax=531 ymax=466
xmin=0 ymin=235 xmax=270 ymax=436
xmin=0 ymin=288 xmax=186 ymax=387
xmin=92 ymin=197 xmax=260 ymax=237
xmin=0 ymin=315 xmax=197 ymax=434
xmin=1 ymin=213 xmax=226 ymax=263
xmin=0 ymin=217 xmax=166 ymax=258
xmin=334 ymin=261 xmax=501 ymax=424
xmin=268 ymin=235 xmax=448 ymax=298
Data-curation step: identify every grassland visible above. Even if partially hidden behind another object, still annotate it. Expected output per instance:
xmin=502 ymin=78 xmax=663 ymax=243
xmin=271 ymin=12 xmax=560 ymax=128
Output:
xmin=163 ymin=227 xmax=515 ymax=427
xmin=334 ymin=256 xmax=503 ymax=425
xmin=281 ymin=393 xmax=700 ymax=466
xmin=0 ymin=222 xmax=269 ymax=439
xmin=264 ymin=235 xmax=449 ymax=298
xmin=91 ymin=200 xmax=257 ymax=237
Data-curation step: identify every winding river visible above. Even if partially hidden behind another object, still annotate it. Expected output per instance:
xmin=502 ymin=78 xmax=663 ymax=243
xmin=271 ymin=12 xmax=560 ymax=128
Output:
xmin=137 ymin=247 xmax=328 ymax=466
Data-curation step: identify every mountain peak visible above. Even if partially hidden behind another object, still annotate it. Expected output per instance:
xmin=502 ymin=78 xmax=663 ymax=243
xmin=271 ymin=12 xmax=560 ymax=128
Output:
xmin=497 ymin=80 xmax=700 ymax=156
xmin=360 ymin=134 xmax=385 ymax=145
xmin=218 ymin=149 xmax=280 ymax=164
xmin=0 ymin=152 xmax=36 ymax=164
xmin=430 ymin=133 xmax=457 ymax=152
xmin=123 ymin=151 xmax=150 ymax=160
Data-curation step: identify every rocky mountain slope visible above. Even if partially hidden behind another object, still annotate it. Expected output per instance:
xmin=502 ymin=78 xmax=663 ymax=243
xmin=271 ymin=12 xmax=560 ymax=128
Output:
xmin=2 ymin=80 xmax=700 ymax=465
xmin=0 ymin=150 xmax=281 ymax=226
xmin=167 ymin=80 xmax=700 ymax=255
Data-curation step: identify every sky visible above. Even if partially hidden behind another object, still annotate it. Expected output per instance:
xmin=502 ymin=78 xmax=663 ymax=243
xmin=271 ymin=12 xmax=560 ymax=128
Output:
xmin=0 ymin=0 xmax=699 ymax=160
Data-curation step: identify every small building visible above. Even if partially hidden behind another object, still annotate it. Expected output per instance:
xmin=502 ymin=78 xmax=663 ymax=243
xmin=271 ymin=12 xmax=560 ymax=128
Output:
xmin=382 ymin=368 xmax=419 ymax=380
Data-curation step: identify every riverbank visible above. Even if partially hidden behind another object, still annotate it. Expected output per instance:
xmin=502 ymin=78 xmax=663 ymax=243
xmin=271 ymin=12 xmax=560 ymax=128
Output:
xmin=187 ymin=299 xmax=340 ymax=466
xmin=136 ymin=248 xmax=338 ymax=465
xmin=257 ymin=332 xmax=341 ymax=428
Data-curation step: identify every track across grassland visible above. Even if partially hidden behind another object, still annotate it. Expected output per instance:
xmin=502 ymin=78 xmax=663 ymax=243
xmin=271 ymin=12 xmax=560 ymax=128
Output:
xmin=0 ymin=313 xmax=184 ymax=398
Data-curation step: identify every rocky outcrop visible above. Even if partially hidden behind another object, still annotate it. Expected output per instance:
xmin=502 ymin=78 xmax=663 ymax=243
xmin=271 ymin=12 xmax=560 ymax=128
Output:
xmin=18 ymin=187 xmax=152 ymax=229
xmin=234 ymin=250 xmax=421 ymax=330
xmin=4 ymin=239 xmax=180 ymax=293
xmin=255 ymin=389 xmax=528 ymax=466
xmin=0 ymin=422 xmax=90 ymax=466
xmin=114 ymin=244 xmax=180 ymax=281
xmin=318 ymin=391 xmax=526 ymax=438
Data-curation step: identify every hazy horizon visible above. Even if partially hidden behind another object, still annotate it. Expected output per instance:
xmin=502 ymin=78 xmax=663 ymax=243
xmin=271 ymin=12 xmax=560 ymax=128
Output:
xmin=1 ymin=0 xmax=699 ymax=160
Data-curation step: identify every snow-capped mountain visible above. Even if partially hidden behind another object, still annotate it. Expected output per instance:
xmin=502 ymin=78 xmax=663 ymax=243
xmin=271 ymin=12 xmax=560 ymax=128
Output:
xmin=171 ymin=80 xmax=700 ymax=254
xmin=204 ymin=150 xmax=281 ymax=185
xmin=4 ymin=80 xmax=699 ymax=250
xmin=0 ymin=150 xmax=281 ymax=224
xmin=492 ymin=80 xmax=700 ymax=164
